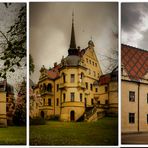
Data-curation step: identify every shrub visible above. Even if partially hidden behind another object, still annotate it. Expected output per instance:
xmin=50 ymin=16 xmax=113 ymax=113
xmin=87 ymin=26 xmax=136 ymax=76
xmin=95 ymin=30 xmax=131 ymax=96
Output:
xmin=49 ymin=115 xmax=60 ymax=121
xmin=30 ymin=117 xmax=46 ymax=125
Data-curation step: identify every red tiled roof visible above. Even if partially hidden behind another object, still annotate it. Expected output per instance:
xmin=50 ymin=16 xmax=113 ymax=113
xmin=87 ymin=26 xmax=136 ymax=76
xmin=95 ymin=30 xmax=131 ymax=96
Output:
xmin=99 ymin=74 xmax=111 ymax=85
xmin=47 ymin=65 xmax=61 ymax=79
xmin=122 ymin=44 xmax=148 ymax=81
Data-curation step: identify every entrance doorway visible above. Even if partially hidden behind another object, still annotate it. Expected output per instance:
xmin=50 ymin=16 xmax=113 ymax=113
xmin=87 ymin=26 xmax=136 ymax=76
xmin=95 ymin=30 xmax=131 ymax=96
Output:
xmin=84 ymin=98 xmax=87 ymax=108
xmin=70 ymin=110 xmax=75 ymax=121
xmin=41 ymin=111 xmax=44 ymax=118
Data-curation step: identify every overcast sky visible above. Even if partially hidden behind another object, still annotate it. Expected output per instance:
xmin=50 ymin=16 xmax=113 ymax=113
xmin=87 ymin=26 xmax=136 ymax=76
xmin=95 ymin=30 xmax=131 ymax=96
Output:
xmin=122 ymin=3 xmax=148 ymax=50
xmin=0 ymin=3 xmax=26 ymax=90
xmin=30 ymin=2 xmax=118 ymax=83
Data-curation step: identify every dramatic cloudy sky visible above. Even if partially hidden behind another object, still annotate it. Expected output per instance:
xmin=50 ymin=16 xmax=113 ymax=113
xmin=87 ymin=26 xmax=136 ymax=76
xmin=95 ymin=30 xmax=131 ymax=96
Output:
xmin=0 ymin=3 xmax=26 ymax=89
xmin=30 ymin=2 xmax=118 ymax=83
xmin=122 ymin=3 xmax=148 ymax=50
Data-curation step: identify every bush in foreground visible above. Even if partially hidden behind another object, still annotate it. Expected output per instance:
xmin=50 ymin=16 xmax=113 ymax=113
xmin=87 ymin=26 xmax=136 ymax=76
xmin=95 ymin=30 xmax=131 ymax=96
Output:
xmin=30 ymin=117 xmax=46 ymax=125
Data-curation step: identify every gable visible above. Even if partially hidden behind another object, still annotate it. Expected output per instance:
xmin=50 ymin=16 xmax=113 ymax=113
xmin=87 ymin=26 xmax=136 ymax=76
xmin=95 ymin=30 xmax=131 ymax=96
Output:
xmin=82 ymin=46 xmax=102 ymax=75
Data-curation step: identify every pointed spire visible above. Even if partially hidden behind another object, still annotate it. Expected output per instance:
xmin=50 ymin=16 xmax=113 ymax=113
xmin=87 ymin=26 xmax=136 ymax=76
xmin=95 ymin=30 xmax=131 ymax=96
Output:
xmin=70 ymin=10 xmax=76 ymax=49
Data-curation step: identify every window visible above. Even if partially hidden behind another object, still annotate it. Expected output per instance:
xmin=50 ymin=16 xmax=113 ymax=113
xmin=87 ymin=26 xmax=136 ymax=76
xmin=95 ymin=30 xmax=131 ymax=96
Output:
xmin=43 ymin=83 xmax=46 ymax=91
xmin=86 ymin=58 xmax=88 ymax=63
xmin=147 ymin=93 xmax=148 ymax=103
xmin=57 ymin=84 xmax=59 ymax=92
xmin=63 ymin=93 xmax=66 ymax=102
xmin=91 ymin=99 xmax=94 ymax=105
xmin=147 ymin=114 xmax=148 ymax=124
xmin=71 ymin=74 xmax=75 ymax=83
xmin=86 ymin=82 xmax=88 ymax=89
xmin=105 ymin=86 xmax=108 ymax=92
xmin=43 ymin=99 xmax=45 ymax=105
xmin=80 ymin=93 xmax=82 ymax=102
xmin=6 ymin=106 xmax=9 ymax=112
xmin=92 ymin=61 xmax=94 ymax=66
xmin=129 ymin=113 xmax=135 ymax=123
xmin=62 ymin=73 xmax=66 ymax=83
xmin=129 ymin=91 xmax=135 ymax=102
xmin=48 ymin=98 xmax=51 ymax=106
xmin=95 ymin=88 xmax=98 ymax=92
xmin=71 ymin=93 xmax=75 ymax=102
xmin=90 ymin=84 xmax=93 ymax=91
xmin=89 ymin=60 xmax=91 ymax=64
xmin=56 ymin=98 xmax=59 ymax=106
xmin=80 ymin=72 xmax=84 ymax=82
xmin=47 ymin=83 xmax=52 ymax=92
xmin=93 ymin=71 xmax=96 ymax=77
xmin=98 ymin=100 xmax=100 ymax=104
xmin=95 ymin=63 xmax=97 ymax=67
xmin=105 ymin=100 xmax=108 ymax=104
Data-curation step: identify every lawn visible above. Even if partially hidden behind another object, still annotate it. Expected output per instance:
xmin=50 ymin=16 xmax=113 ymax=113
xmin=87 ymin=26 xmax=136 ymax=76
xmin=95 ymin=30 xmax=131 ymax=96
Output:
xmin=30 ymin=117 xmax=118 ymax=145
xmin=0 ymin=126 xmax=26 ymax=145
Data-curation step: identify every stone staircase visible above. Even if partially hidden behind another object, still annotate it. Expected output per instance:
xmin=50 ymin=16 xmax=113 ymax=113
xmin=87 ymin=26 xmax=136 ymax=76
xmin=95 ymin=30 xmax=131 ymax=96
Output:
xmin=76 ymin=104 xmax=107 ymax=122
xmin=84 ymin=105 xmax=106 ymax=122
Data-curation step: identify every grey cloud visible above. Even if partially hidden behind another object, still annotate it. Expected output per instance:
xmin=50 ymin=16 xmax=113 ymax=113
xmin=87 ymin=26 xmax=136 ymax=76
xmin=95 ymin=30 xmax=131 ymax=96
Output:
xmin=139 ymin=29 xmax=148 ymax=50
xmin=30 ymin=2 xmax=118 ymax=83
xmin=121 ymin=3 xmax=142 ymax=32
xmin=122 ymin=3 xmax=148 ymax=33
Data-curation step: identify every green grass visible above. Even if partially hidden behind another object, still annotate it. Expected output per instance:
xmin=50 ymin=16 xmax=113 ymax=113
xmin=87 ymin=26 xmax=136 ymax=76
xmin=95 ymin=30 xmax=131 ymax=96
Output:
xmin=30 ymin=117 xmax=118 ymax=145
xmin=0 ymin=126 xmax=26 ymax=145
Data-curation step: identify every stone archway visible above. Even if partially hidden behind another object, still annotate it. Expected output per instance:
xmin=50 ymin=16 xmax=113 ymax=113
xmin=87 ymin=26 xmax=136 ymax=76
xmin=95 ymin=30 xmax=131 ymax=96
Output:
xmin=70 ymin=110 xmax=75 ymax=121
xmin=41 ymin=111 xmax=44 ymax=118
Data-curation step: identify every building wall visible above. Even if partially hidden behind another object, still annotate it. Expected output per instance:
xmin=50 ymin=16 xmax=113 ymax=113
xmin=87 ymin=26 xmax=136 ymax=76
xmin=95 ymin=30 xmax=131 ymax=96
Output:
xmin=122 ymin=80 xmax=148 ymax=133
xmin=139 ymin=83 xmax=148 ymax=132
xmin=108 ymin=81 xmax=118 ymax=114
xmin=0 ymin=91 xmax=7 ymax=126
xmin=32 ymin=44 xmax=118 ymax=122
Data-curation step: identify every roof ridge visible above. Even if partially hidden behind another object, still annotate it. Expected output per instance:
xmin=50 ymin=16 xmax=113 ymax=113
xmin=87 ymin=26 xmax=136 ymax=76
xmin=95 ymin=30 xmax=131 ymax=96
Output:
xmin=122 ymin=44 xmax=148 ymax=53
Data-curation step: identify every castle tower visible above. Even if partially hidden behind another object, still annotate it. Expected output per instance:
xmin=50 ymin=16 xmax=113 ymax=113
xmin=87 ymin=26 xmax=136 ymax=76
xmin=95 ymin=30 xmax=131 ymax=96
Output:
xmin=68 ymin=12 xmax=79 ymax=56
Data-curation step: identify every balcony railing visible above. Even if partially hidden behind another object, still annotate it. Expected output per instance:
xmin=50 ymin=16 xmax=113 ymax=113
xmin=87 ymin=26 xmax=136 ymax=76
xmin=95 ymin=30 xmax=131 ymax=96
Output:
xmin=40 ymin=90 xmax=53 ymax=96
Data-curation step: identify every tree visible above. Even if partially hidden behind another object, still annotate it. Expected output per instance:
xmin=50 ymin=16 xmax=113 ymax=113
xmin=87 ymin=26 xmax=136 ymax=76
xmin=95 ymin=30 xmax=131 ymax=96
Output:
xmin=29 ymin=54 xmax=35 ymax=75
xmin=0 ymin=4 xmax=26 ymax=79
xmin=13 ymin=79 xmax=26 ymax=126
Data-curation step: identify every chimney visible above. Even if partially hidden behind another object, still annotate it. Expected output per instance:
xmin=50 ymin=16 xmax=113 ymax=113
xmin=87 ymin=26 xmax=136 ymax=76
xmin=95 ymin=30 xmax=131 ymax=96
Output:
xmin=54 ymin=62 xmax=57 ymax=67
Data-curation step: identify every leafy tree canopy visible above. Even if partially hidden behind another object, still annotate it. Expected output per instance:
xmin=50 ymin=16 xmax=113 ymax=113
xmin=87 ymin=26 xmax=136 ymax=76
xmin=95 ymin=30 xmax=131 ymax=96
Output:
xmin=0 ymin=4 xmax=26 ymax=79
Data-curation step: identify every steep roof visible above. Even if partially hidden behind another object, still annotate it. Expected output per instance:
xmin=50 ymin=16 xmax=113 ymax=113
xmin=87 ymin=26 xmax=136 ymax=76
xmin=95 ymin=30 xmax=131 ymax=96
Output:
xmin=121 ymin=44 xmax=148 ymax=81
xmin=47 ymin=65 xmax=61 ymax=79
xmin=99 ymin=74 xmax=111 ymax=85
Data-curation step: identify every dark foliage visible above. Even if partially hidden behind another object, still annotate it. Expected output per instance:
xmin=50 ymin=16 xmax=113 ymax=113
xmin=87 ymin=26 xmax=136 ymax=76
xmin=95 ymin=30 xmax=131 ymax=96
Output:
xmin=0 ymin=4 xmax=26 ymax=79
xmin=30 ymin=117 xmax=46 ymax=125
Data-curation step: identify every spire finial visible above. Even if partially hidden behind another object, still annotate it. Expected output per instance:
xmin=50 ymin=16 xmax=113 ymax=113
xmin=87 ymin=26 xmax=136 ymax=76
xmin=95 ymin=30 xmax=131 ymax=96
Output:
xmin=72 ymin=9 xmax=74 ymax=23
xmin=69 ymin=10 xmax=76 ymax=49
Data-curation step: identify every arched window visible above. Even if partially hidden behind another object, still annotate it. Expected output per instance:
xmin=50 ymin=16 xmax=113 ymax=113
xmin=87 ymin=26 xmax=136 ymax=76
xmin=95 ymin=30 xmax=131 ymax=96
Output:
xmin=43 ymin=83 xmax=46 ymax=91
xmin=40 ymin=85 xmax=43 ymax=91
xmin=47 ymin=83 xmax=52 ymax=92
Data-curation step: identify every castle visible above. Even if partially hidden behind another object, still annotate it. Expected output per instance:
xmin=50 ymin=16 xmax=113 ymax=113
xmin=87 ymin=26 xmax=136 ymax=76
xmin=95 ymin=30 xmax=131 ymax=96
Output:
xmin=31 ymin=15 xmax=118 ymax=121
xmin=121 ymin=44 xmax=148 ymax=132
xmin=0 ymin=80 xmax=14 ymax=127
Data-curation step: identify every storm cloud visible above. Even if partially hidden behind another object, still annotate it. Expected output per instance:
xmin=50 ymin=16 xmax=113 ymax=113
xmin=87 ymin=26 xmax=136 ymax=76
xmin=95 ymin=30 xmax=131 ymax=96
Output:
xmin=30 ymin=2 xmax=118 ymax=83
xmin=122 ymin=3 xmax=148 ymax=50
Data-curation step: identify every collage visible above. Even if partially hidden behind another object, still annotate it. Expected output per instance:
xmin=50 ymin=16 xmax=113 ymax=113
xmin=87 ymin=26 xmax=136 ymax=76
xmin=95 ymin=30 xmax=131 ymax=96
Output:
xmin=0 ymin=1 xmax=148 ymax=148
